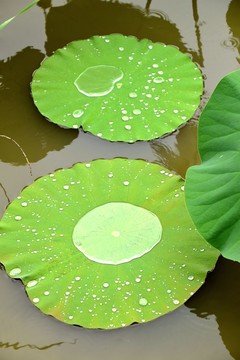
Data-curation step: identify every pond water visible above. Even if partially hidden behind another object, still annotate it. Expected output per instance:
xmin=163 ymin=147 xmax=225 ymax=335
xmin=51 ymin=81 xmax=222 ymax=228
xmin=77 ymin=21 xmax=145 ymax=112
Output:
xmin=0 ymin=0 xmax=240 ymax=359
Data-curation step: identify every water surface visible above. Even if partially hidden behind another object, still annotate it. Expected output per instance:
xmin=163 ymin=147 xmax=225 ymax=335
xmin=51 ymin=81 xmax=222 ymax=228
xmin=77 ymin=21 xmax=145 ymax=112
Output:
xmin=0 ymin=0 xmax=240 ymax=359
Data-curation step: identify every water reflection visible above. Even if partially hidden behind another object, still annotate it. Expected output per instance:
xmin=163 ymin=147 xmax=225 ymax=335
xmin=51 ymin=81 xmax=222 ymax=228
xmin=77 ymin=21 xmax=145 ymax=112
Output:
xmin=0 ymin=340 xmax=66 ymax=350
xmin=38 ymin=0 xmax=194 ymax=59
xmin=186 ymin=257 xmax=240 ymax=360
xmin=192 ymin=0 xmax=204 ymax=67
xmin=150 ymin=119 xmax=200 ymax=178
xmin=0 ymin=47 xmax=77 ymax=165
xmin=0 ymin=1 xmax=239 ymax=359
xmin=226 ymin=0 xmax=240 ymax=62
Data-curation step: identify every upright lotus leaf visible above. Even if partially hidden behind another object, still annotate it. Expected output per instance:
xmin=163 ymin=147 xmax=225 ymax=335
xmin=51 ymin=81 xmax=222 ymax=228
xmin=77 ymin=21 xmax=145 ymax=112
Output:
xmin=0 ymin=159 xmax=218 ymax=329
xmin=185 ymin=70 xmax=240 ymax=262
xmin=31 ymin=34 xmax=203 ymax=142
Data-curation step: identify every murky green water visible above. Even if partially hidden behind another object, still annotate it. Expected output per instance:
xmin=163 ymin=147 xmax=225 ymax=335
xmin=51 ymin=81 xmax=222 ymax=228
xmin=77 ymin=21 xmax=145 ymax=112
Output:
xmin=0 ymin=0 xmax=240 ymax=359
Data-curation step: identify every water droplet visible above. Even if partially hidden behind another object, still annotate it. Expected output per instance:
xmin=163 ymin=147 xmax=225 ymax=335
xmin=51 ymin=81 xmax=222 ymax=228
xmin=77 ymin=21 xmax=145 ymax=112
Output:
xmin=181 ymin=186 xmax=185 ymax=191
xmin=75 ymin=276 xmax=81 ymax=281
xmin=69 ymin=315 xmax=74 ymax=320
xmin=129 ymin=92 xmax=138 ymax=98
xmin=27 ymin=280 xmax=38 ymax=288
xmin=74 ymin=65 xmax=123 ymax=97
xmin=133 ymin=109 xmax=141 ymax=115
xmin=119 ymin=47 xmax=124 ymax=51
xmin=122 ymin=116 xmax=129 ymax=121
xmin=103 ymin=282 xmax=109 ymax=288
xmin=135 ymin=277 xmax=141 ymax=283
xmin=112 ymin=307 xmax=117 ymax=312
xmin=153 ymin=77 xmax=164 ymax=84
xmin=97 ymin=133 xmax=102 ymax=137
xmin=21 ymin=202 xmax=28 ymax=207
xmin=152 ymin=64 xmax=159 ymax=68
xmin=188 ymin=275 xmax=194 ymax=281
xmin=9 ymin=268 xmax=21 ymax=277
xmin=173 ymin=109 xmax=179 ymax=113
xmin=108 ymin=172 xmax=113 ymax=178
xmin=72 ymin=124 xmax=79 ymax=129
xmin=44 ymin=291 xmax=50 ymax=296
xmin=139 ymin=298 xmax=148 ymax=306
xmin=63 ymin=185 xmax=69 ymax=190
xmin=33 ymin=298 xmax=40 ymax=303
xmin=125 ymin=125 xmax=131 ymax=130
xmin=72 ymin=109 xmax=84 ymax=118
xmin=15 ymin=216 xmax=22 ymax=221
xmin=123 ymin=181 xmax=129 ymax=186
xmin=173 ymin=299 xmax=180 ymax=305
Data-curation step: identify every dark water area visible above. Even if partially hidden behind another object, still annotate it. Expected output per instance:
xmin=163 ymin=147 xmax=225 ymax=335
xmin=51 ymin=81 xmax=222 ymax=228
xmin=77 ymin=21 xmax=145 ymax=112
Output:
xmin=0 ymin=0 xmax=240 ymax=359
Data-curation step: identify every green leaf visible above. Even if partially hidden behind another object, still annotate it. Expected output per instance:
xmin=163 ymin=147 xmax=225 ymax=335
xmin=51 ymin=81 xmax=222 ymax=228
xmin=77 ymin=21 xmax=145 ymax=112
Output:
xmin=31 ymin=34 xmax=203 ymax=142
xmin=0 ymin=0 xmax=39 ymax=31
xmin=185 ymin=70 xmax=240 ymax=261
xmin=0 ymin=159 xmax=218 ymax=329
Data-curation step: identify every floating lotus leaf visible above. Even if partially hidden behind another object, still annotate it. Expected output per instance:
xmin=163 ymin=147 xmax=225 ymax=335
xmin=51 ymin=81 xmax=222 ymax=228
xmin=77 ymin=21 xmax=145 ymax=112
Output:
xmin=31 ymin=34 xmax=203 ymax=142
xmin=185 ymin=70 xmax=240 ymax=262
xmin=0 ymin=159 xmax=218 ymax=329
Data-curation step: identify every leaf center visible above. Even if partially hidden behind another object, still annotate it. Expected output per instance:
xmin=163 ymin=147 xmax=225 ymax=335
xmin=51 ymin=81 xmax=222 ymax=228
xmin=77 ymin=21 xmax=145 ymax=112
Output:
xmin=72 ymin=202 xmax=162 ymax=264
xmin=74 ymin=65 xmax=124 ymax=97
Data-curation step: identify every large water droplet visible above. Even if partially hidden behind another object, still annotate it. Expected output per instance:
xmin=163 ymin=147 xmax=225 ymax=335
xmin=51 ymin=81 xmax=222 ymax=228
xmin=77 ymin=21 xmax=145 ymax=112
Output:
xmin=9 ymin=268 xmax=21 ymax=277
xmin=27 ymin=280 xmax=38 ymax=288
xmin=173 ymin=299 xmax=180 ymax=305
xmin=139 ymin=298 xmax=148 ymax=306
xmin=153 ymin=77 xmax=164 ymax=84
xmin=73 ymin=109 xmax=84 ymax=118
xmin=74 ymin=65 xmax=123 ymax=97
xmin=72 ymin=202 xmax=162 ymax=265
xmin=133 ymin=109 xmax=141 ymax=115
xmin=129 ymin=92 xmax=138 ymax=98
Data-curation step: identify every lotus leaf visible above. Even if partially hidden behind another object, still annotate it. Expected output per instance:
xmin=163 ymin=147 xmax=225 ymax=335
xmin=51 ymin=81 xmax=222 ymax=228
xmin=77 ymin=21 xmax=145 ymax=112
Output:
xmin=31 ymin=34 xmax=203 ymax=142
xmin=0 ymin=159 xmax=218 ymax=329
xmin=185 ymin=70 xmax=240 ymax=262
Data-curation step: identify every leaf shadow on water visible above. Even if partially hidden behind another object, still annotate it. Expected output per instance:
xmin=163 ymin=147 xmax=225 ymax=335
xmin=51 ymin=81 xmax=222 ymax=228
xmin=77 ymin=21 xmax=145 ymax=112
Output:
xmin=37 ymin=0 xmax=200 ymax=64
xmin=150 ymin=119 xmax=201 ymax=179
xmin=226 ymin=0 xmax=240 ymax=63
xmin=186 ymin=257 xmax=240 ymax=360
xmin=0 ymin=47 xmax=77 ymax=166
